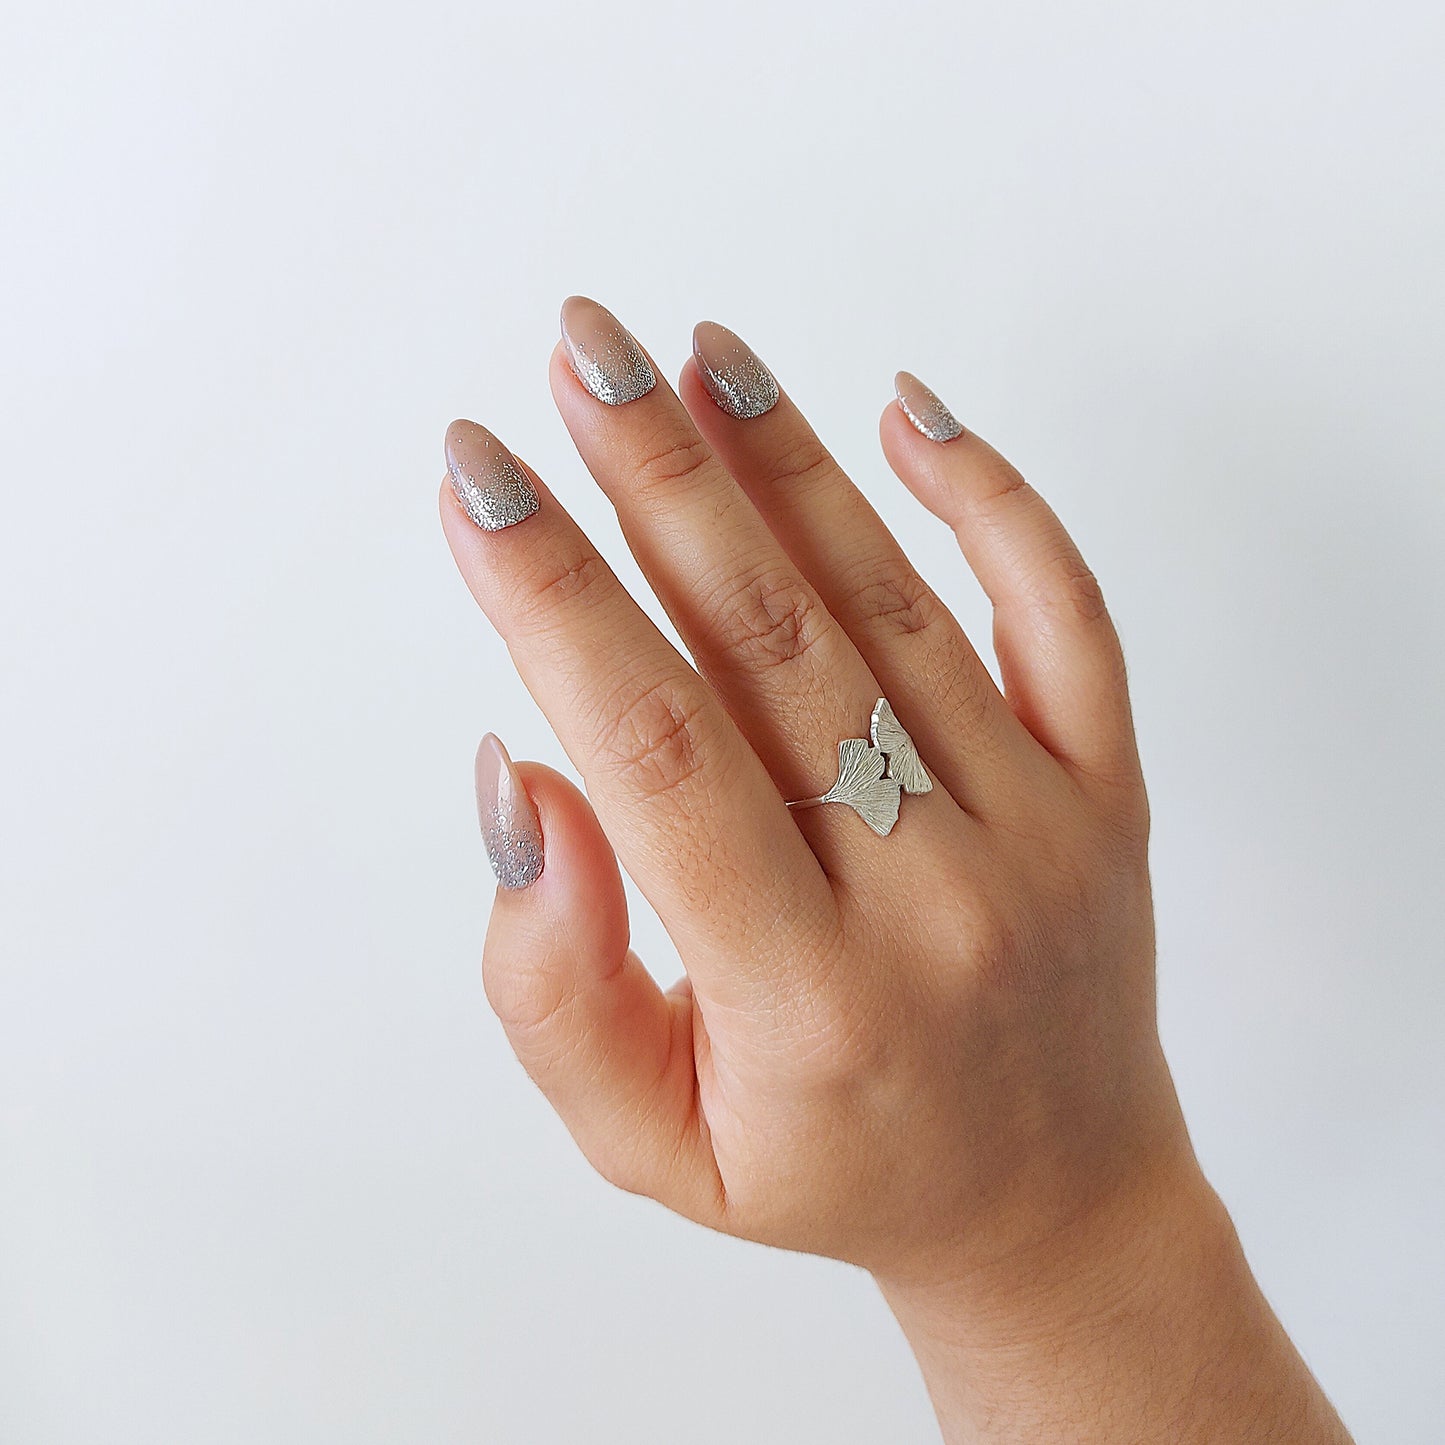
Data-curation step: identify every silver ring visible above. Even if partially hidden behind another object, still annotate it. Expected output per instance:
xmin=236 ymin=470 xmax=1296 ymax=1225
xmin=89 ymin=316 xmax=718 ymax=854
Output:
xmin=785 ymin=698 xmax=933 ymax=836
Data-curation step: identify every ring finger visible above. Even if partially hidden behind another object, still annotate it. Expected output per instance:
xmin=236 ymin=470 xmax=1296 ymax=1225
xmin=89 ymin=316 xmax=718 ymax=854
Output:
xmin=678 ymin=321 xmax=1052 ymax=819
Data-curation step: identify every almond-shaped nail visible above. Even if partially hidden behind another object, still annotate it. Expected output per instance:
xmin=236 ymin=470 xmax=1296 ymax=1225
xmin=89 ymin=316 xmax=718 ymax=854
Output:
xmin=445 ymin=419 xmax=539 ymax=531
xmin=692 ymin=321 xmax=779 ymax=419
xmin=894 ymin=371 xmax=965 ymax=443
xmin=559 ymin=296 xmax=656 ymax=406
xmin=475 ymin=734 xmax=544 ymax=890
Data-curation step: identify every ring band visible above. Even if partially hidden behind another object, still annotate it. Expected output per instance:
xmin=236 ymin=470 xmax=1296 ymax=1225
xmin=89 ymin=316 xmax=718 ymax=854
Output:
xmin=785 ymin=698 xmax=932 ymax=837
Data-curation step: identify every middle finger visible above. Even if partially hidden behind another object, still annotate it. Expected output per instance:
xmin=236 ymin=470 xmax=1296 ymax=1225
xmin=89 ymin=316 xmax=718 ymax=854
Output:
xmin=552 ymin=296 xmax=958 ymax=864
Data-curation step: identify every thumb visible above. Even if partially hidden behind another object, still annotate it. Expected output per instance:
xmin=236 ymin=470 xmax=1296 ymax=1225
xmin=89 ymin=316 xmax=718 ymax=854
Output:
xmin=473 ymin=735 xmax=723 ymax=1226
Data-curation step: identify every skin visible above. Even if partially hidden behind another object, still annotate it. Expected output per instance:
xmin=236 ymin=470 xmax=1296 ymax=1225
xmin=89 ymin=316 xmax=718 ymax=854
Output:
xmin=438 ymin=304 xmax=1354 ymax=1443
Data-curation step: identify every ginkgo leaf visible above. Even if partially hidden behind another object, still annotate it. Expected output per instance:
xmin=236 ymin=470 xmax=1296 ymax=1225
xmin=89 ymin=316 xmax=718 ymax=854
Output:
xmin=870 ymin=698 xmax=933 ymax=796
xmin=820 ymin=737 xmax=901 ymax=836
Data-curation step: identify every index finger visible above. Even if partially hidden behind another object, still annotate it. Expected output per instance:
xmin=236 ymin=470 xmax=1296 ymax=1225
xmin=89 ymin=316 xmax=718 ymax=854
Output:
xmin=439 ymin=419 xmax=838 ymax=1005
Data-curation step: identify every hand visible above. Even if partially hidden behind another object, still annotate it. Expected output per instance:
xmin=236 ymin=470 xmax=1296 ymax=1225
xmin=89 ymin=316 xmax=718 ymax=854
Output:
xmin=439 ymin=298 xmax=1351 ymax=1442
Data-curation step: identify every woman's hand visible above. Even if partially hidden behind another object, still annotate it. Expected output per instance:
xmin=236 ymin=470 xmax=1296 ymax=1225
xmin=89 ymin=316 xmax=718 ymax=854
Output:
xmin=439 ymin=298 xmax=1351 ymax=1443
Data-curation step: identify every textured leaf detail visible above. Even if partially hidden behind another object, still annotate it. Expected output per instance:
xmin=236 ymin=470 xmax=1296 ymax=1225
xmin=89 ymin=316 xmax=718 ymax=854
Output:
xmin=871 ymin=698 xmax=933 ymax=796
xmin=821 ymin=737 xmax=901 ymax=836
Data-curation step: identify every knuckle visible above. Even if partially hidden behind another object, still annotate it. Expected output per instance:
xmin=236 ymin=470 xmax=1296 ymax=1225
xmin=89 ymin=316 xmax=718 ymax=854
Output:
xmin=517 ymin=546 xmax=611 ymax=622
xmin=599 ymin=676 xmax=712 ymax=802
xmin=964 ymin=899 xmax=1011 ymax=971
xmin=707 ymin=569 xmax=830 ymax=674
xmin=763 ymin=435 xmax=835 ymax=489
xmin=631 ymin=429 xmax=714 ymax=494
xmin=844 ymin=565 xmax=948 ymax=640
xmin=1043 ymin=551 xmax=1109 ymax=623
xmin=960 ymin=463 xmax=1112 ymax=625
xmin=800 ymin=994 xmax=891 ymax=1093
xmin=959 ymin=899 xmax=1040 ymax=995
xmin=969 ymin=457 xmax=1031 ymax=511
xmin=484 ymin=948 xmax=570 ymax=1052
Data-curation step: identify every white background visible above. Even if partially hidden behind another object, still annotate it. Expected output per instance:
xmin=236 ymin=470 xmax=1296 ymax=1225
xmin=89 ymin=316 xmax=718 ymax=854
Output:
xmin=2 ymin=2 xmax=1442 ymax=1440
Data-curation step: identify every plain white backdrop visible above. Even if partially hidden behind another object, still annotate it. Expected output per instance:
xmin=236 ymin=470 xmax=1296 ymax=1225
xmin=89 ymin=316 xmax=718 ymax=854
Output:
xmin=2 ymin=1 xmax=1442 ymax=1440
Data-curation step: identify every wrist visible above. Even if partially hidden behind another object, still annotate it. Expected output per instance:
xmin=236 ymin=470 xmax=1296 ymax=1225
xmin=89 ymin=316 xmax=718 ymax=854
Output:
xmin=874 ymin=1140 xmax=1350 ymax=1443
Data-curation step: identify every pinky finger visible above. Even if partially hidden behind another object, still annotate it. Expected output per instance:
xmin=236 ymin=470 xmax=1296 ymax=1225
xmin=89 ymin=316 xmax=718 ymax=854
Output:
xmin=474 ymin=736 xmax=724 ymax=1225
xmin=881 ymin=375 xmax=1144 ymax=800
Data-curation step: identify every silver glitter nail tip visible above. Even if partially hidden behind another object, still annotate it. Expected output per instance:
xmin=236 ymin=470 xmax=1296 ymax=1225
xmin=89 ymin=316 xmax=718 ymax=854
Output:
xmin=476 ymin=734 xmax=544 ymax=890
xmin=694 ymin=323 xmax=779 ymax=419
xmin=895 ymin=371 xmax=965 ymax=443
xmin=482 ymin=809 xmax=545 ymax=890
xmin=560 ymin=298 xmax=657 ymax=406
xmin=446 ymin=421 xmax=540 ymax=532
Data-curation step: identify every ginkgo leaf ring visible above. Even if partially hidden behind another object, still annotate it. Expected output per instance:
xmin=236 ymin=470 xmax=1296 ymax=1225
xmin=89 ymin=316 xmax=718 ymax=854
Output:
xmin=784 ymin=698 xmax=931 ymax=836
xmin=870 ymin=698 xmax=933 ymax=797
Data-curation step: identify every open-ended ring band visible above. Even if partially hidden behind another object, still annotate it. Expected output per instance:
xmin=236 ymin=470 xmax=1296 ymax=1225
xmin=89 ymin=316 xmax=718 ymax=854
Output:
xmin=784 ymin=698 xmax=932 ymax=837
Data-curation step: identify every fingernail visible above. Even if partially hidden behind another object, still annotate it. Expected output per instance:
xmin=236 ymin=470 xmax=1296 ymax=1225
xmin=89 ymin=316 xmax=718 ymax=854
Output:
xmin=475 ymin=734 xmax=544 ymax=890
xmin=692 ymin=321 xmax=779 ymax=419
xmin=894 ymin=371 xmax=965 ymax=443
xmin=560 ymin=296 xmax=657 ymax=406
xmin=445 ymin=419 xmax=540 ymax=531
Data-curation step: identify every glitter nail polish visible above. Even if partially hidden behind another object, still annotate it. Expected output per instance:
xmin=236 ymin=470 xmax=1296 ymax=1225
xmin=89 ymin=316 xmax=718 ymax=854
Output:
xmin=559 ymin=296 xmax=657 ymax=406
xmin=894 ymin=371 xmax=965 ymax=443
xmin=445 ymin=419 xmax=540 ymax=531
xmin=475 ymin=733 xmax=544 ymax=890
xmin=692 ymin=321 xmax=780 ymax=419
